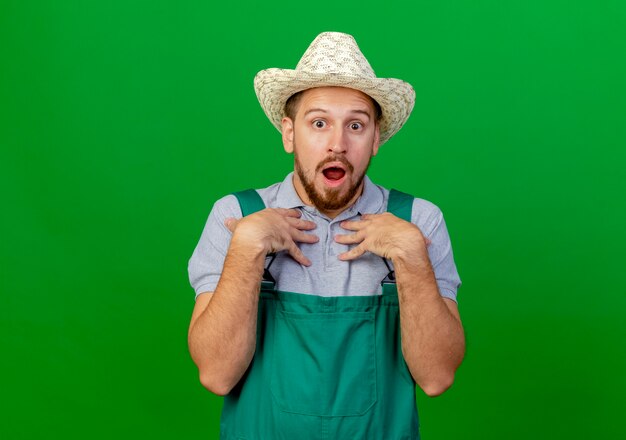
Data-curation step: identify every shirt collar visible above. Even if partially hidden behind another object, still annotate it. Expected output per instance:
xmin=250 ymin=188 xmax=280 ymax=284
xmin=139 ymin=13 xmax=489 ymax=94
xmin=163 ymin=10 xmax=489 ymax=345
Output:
xmin=275 ymin=172 xmax=307 ymax=209
xmin=276 ymin=172 xmax=385 ymax=217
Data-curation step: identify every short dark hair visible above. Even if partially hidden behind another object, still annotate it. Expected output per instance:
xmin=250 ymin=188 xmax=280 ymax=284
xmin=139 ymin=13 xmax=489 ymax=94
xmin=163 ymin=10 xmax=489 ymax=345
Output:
xmin=284 ymin=90 xmax=383 ymax=121
xmin=284 ymin=91 xmax=304 ymax=121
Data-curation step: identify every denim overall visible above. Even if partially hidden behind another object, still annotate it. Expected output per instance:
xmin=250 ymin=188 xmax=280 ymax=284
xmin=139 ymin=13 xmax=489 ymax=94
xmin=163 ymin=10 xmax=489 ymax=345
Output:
xmin=219 ymin=189 xmax=420 ymax=439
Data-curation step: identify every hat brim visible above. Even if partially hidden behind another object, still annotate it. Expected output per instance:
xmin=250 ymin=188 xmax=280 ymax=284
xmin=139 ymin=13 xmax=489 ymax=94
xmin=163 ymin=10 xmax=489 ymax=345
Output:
xmin=254 ymin=68 xmax=415 ymax=145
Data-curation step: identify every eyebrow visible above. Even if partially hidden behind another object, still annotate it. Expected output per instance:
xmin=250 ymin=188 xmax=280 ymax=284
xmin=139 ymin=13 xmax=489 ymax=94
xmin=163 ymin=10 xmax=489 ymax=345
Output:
xmin=303 ymin=108 xmax=328 ymax=117
xmin=351 ymin=109 xmax=373 ymax=119
xmin=303 ymin=108 xmax=372 ymax=119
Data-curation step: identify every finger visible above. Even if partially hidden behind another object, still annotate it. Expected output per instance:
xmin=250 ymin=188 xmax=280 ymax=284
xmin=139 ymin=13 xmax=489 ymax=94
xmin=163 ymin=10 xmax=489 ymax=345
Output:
xmin=337 ymin=244 xmax=367 ymax=261
xmin=224 ymin=218 xmax=239 ymax=232
xmin=275 ymin=208 xmax=303 ymax=218
xmin=286 ymin=242 xmax=312 ymax=266
xmin=340 ymin=219 xmax=366 ymax=231
xmin=292 ymin=229 xmax=319 ymax=244
xmin=334 ymin=232 xmax=363 ymax=245
xmin=359 ymin=213 xmax=384 ymax=221
xmin=285 ymin=217 xmax=317 ymax=230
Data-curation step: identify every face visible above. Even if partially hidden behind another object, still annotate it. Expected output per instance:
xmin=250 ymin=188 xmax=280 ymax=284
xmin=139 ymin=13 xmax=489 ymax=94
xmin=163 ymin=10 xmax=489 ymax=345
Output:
xmin=281 ymin=87 xmax=380 ymax=217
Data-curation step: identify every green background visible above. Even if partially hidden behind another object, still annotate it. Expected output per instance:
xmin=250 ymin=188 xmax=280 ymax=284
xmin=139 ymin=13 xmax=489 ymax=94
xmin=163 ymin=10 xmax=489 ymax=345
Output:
xmin=1 ymin=0 xmax=625 ymax=438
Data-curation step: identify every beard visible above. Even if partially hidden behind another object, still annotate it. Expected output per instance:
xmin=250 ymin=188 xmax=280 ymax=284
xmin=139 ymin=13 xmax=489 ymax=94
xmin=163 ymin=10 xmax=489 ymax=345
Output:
xmin=294 ymin=149 xmax=371 ymax=212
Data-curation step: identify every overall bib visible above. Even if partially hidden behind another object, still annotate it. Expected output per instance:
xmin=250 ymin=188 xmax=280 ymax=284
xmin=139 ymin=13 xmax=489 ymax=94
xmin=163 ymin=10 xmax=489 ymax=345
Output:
xmin=220 ymin=189 xmax=420 ymax=440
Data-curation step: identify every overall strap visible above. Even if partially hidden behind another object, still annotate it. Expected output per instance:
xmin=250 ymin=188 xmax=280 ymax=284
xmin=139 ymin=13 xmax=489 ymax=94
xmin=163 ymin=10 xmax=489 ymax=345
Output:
xmin=381 ymin=189 xmax=415 ymax=295
xmin=387 ymin=189 xmax=414 ymax=222
xmin=232 ymin=189 xmax=277 ymax=291
xmin=233 ymin=189 xmax=266 ymax=216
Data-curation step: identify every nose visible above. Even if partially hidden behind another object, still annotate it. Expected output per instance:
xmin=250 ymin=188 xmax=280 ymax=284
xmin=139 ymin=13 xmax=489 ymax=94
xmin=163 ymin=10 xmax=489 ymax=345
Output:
xmin=328 ymin=128 xmax=347 ymax=154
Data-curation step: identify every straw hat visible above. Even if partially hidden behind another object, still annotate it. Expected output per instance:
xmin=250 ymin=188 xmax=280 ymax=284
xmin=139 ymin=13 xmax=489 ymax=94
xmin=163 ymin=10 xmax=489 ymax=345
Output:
xmin=254 ymin=32 xmax=415 ymax=145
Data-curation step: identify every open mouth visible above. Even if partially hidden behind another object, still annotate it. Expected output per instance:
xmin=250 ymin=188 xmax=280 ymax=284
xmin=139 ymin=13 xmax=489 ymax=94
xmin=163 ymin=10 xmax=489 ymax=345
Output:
xmin=320 ymin=162 xmax=348 ymax=187
xmin=322 ymin=167 xmax=346 ymax=181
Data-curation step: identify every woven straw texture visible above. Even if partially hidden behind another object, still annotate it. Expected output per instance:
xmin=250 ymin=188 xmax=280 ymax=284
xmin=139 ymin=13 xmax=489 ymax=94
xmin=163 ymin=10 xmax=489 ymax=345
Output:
xmin=254 ymin=32 xmax=415 ymax=145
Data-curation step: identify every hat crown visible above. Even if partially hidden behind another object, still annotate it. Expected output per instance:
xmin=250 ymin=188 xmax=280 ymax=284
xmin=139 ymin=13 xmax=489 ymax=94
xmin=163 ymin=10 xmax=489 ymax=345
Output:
xmin=295 ymin=32 xmax=376 ymax=78
xmin=254 ymin=31 xmax=415 ymax=145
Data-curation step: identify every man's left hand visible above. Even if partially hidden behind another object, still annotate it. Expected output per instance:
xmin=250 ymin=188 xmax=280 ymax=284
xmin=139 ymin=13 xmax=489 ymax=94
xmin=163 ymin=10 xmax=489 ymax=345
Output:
xmin=334 ymin=213 xmax=431 ymax=263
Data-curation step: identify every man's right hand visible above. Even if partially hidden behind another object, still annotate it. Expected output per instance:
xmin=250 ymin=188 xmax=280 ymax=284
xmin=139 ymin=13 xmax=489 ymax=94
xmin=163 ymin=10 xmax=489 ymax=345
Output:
xmin=190 ymin=208 xmax=317 ymax=395
xmin=224 ymin=208 xmax=319 ymax=266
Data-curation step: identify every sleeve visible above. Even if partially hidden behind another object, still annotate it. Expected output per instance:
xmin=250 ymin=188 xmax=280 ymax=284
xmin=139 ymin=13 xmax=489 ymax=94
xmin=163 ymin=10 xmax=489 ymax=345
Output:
xmin=411 ymin=199 xmax=462 ymax=303
xmin=187 ymin=194 xmax=242 ymax=300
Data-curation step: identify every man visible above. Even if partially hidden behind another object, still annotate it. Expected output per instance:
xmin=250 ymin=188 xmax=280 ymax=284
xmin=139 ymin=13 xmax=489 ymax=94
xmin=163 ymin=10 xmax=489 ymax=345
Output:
xmin=188 ymin=32 xmax=464 ymax=439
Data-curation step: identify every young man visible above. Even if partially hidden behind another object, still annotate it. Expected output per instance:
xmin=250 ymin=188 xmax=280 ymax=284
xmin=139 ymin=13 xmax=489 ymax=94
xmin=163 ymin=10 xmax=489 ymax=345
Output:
xmin=188 ymin=32 xmax=464 ymax=439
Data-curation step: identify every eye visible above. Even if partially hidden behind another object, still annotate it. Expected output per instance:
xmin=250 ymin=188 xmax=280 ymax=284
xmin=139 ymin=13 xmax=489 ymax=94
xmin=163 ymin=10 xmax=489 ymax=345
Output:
xmin=313 ymin=120 xmax=326 ymax=129
xmin=350 ymin=122 xmax=363 ymax=130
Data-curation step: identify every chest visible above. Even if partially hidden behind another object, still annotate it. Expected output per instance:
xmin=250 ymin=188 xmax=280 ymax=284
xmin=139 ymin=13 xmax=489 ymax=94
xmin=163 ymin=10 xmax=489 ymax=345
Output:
xmin=266 ymin=216 xmax=392 ymax=297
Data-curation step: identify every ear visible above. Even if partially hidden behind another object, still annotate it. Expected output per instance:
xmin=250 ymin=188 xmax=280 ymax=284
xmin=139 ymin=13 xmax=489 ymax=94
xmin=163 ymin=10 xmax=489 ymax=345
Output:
xmin=281 ymin=117 xmax=294 ymax=154
xmin=371 ymin=123 xmax=381 ymax=156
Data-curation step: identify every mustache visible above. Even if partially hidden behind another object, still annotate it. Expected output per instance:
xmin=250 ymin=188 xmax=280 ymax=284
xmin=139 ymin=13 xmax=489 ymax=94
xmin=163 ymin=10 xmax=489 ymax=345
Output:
xmin=315 ymin=155 xmax=354 ymax=173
